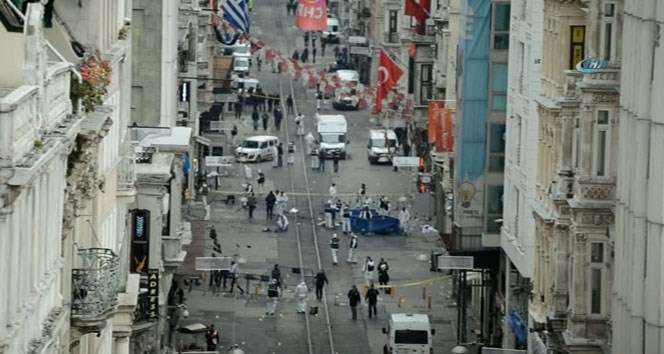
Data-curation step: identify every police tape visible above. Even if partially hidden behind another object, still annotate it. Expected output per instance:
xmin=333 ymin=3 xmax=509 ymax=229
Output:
xmin=210 ymin=190 xmax=410 ymax=197
xmin=373 ymin=275 xmax=452 ymax=289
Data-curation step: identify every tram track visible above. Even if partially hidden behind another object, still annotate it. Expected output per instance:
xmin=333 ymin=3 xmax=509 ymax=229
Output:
xmin=279 ymin=74 xmax=336 ymax=354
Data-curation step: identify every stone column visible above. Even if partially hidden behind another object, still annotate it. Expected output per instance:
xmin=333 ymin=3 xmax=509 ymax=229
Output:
xmin=578 ymin=104 xmax=594 ymax=177
xmin=570 ymin=232 xmax=587 ymax=314
xmin=558 ymin=112 xmax=574 ymax=173
xmin=114 ymin=334 xmax=130 ymax=354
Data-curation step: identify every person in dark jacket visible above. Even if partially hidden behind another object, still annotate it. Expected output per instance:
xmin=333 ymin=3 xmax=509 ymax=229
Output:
xmin=286 ymin=94 xmax=294 ymax=114
xmin=274 ymin=106 xmax=283 ymax=131
xmin=378 ymin=258 xmax=390 ymax=292
xmin=252 ymin=109 xmax=260 ymax=131
xmin=365 ymin=283 xmax=380 ymax=319
xmin=277 ymin=143 xmax=284 ymax=167
xmin=247 ymin=192 xmax=257 ymax=218
xmin=318 ymin=149 xmax=326 ymax=172
xmin=347 ymin=285 xmax=361 ymax=320
xmin=261 ymin=112 xmax=269 ymax=131
xmin=314 ymin=270 xmax=329 ymax=301
xmin=265 ymin=191 xmax=277 ymax=219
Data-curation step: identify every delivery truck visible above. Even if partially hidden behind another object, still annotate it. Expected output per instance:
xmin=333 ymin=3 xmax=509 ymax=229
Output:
xmin=316 ymin=114 xmax=348 ymax=159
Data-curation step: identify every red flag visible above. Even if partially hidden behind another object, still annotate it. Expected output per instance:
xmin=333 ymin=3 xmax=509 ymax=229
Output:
xmin=375 ymin=50 xmax=404 ymax=114
xmin=405 ymin=0 xmax=430 ymax=24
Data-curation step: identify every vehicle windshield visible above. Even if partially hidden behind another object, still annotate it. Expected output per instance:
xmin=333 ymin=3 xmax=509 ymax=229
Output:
xmin=236 ymin=60 xmax=249 ymax=69
xmin=371 ymin=138 xmax=397 ymax=148
xmin=394 ymin=330 xmax=428 ymax=345
xmin=241 ymin=140 xmax=259 ymax=148
xmin=320 ymin=134 xmax=344 ymax=143
xmin=234 ymin=46 xmax=251 ymax=55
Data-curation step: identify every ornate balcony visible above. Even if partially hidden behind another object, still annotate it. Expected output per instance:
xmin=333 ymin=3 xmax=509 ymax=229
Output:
xmin=71 ymin=248 xmax=119 ymax=330
xmin=573 ymin=179 xmax=616 ymax=205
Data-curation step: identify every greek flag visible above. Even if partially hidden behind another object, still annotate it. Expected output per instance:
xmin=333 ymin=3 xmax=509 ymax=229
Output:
xmin=222 ymin=0 xmax=250 ymax=33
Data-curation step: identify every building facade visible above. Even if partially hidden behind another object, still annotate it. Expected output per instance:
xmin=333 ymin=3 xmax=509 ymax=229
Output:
xmin=500 ymin=0 xmax=542 ymax=349
xmin=531 ymin=0 xmax=620 ymax=352
xmin=612 ymin=0 xmax=664 ymax=353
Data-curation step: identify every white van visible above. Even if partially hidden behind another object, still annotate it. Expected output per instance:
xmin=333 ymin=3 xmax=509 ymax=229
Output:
xmin=232 ymin=42 xmax=252 ymax=59
xmin=235 ymin=78 xmax=260 ymax=93
xmin=235 ymin=135 xmax=279 ymax=162
xmin=322 ymin=17 xmax=340 ymax=43
xmin=316 ymin=114 xmax=348 ymax=158
xmin=367 ymin=129 xmax=398 ymax=164
xmin=382 ymin=314 xmax=435 ymax=354
xmin=233 ymin=57 xmax=250 ymax=77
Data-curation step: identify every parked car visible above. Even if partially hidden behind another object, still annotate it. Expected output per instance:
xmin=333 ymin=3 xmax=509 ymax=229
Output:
xmin=235 ymin=135 xmax=279 ymax=162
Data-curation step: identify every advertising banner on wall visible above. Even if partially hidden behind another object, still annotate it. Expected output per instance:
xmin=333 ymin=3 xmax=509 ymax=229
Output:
xmin=428 ymin=100 xmax=444 ymax=145
xmin=296 ymin=0 xmax=328 ymax=30
xmin=147 ymin=268 xmax=159 ymax=321
xmin=130 ymin=209 xmax=150 ymax=274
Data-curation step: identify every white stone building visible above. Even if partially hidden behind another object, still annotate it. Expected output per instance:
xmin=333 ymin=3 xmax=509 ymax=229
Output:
xmin=612 ymin=0 xmax=664 ymax=353
xmin=500 ymin=0 xmax=542 ymax=349
xmin=0 ymin=0 xmax=139 ymax=353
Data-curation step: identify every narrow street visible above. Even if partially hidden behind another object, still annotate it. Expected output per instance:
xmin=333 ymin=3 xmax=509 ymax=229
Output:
xmin=178 ymin=1 xmax=465 ymax=353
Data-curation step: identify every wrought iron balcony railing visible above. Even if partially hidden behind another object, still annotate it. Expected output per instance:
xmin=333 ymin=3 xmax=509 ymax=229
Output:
xmin=71 ymin=248 xmax=119 ymax=324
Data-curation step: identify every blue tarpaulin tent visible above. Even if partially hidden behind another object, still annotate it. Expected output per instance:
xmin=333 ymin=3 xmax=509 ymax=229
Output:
xmin=350 ymin=209 xmax=402 ymax=235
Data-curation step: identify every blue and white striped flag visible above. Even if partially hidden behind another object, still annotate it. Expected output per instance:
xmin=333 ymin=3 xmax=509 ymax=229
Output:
xmin=222 ymin=0 xmax=250 ymax=33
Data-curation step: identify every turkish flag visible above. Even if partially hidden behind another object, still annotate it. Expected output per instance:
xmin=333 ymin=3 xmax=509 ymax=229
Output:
xmin=405 ymin=0 xmax=429 ymax=24
xmin=375 ymin=50 xmax=404 ymax=114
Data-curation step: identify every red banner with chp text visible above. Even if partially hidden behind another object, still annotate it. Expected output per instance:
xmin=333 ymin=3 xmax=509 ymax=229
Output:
xmin=296 ymin=0 xmax=328 ymax=31
xmin=428 ymin=100 xmax=454 ymax=152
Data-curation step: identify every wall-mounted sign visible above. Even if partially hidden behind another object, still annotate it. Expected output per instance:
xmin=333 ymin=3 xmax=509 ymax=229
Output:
xmin=350 ymin=46 xmax=371 ymax=56
xmin=130 ymin=209 xmax=150 ymax=274
xmin=147 ymin=268 xmax=159 ymax=321
xmin=348 ymin=36 xmax=367 ymax=44
xmin=575 ymin=57 xmax=609 ymax=74
xmin=180 ymin=81 xmax=190 ymax=102
xmin=215 ymin=93 xmax=238 ymax=103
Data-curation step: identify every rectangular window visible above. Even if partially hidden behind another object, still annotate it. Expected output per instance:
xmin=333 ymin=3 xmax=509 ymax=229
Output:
xmin=570 ymin=26 xmax=586 ymax=69
xmin=490 ymin=124 xmax=506 ymax=153
xmin=591 ymin=242 xmax=604 ymax=263
xmin=572 ymin=118 xmax=580 ymax=169
xmin=492 ymin=63 xmax=508 ymax=111
xmin=590 ymin=268 xmax=602 ymax=314
xmin=486 ymin=186 xmax=504 ymax=214
xmin=489 ymin=155 xmax=505 ymax=172
xmin=388 ymin=10 xmax=398 ymax=42
xmin=594 ymin=110 xmax=610 ymax=177
xmin=600 ymin=2 xmax=617 ymax=61
xmin=492 ymin=95 xmax=507 ymax=111
xmin=492 ymin=3 xmax=511 ymax=49
xmin=420 ymin=64 xmax=433 ymax=104
xmin=514 ymin=114 xmax=522 ymax=166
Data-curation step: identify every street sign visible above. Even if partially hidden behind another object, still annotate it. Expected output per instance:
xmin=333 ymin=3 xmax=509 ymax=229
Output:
xmin=215 ymin=94 xmax=238 ymax=103
xmin=209 ymin=121 xmax=234 ymax=131
xmin=392 ymin=156 xmax=421 ymax=167
xmin=205 ymin=156 xmax=234 ymax=167
xmin=348 ymin=36 xmax=367 ymax=44
xmin=195 ymin=257 xmax=234 ymax=270
xmin=350 ymin=46 xmax=371 ymax=56
xmin=437 ymin=256 xmax=474 ymax=270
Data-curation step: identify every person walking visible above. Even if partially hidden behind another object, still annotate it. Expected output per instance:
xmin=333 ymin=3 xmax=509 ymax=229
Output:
xmin=365 ymin=283 xmax=380 ymax=319
xmin=277 ymin=143 xmax=284 ymax=167
xmin=329 ymin=183 xmax=337 ymax=201
xmin=234 ymin=100 xmax=243 ymax=119
xmin=311 ymin=34 xmax=317 ymax=48
xmin=244 ymin=164 xmax=253 ymax=184
xmin=274 ymin=106 xmax=283 ymax=131
xmin=252 ymin=109 xmax=260 ymax=130
xmin=199 ymin=182 xmax=209 ymax=206
xmin=319 ymin=149 xmax=326 ymax=172
xmin=265 ymin=191 xmax=276 ymax=219
xmin=332 ymin=150 xmax=340 ymax=173
xmin=362 ymin=256 xmax=375 ymax=285
xmin=271 ymin=264 xmax=282 ymax=288
xmin=261 ymin=112 xmax=269 ymax=131
xmin=314 ymin=270 xmax=328 ymax=301
xmin=287 ymin=141 xmax=296 ymax=165
xmin=205 ymin=324 xmax=220 ymax=351
xmin=292 ymin=49 xmax=299 ymax=60
xmin=316 ymin=91 xmax=323 ymax=111
xmin=229 ymin=261 xmax=244 ymax=294
xmin=311 ymin=147 xmax=320 ymax=170
xmin=356 ymin=183 xmax=367 ymax=207
xmin=330 ymin=233 xmax=340 ymax=265
xmin=378 ymin=258 xmax=390 ymax=292
xmin=324 ymin=201 xmax=335 ymax=229
xmin=257 ymin=169 xmax=266 ymax=192
xmin=305 ymin=132 xmax=315 ymax=154
xmin=342 ymin=203 xmax=352 ymax=234
xmin=272 ymin=144 xmax=279 ymax=168
xmin=231 ymin=124 xmax=238 ymax=145
xmin=295 ymin=281 xmax=309 ymax=313
xmin=347 ymin=285 xmax=362 ymax=320
xmin=266 ymin=279 xmax=280 ymax=315
xmin=398 ymin=207 xmax=411 ymax=235
xmin=347 ymin=234 xmax=358 ymax=264
xmin=321 ymin=41 xmax=326 ymax=56
xmin=295 ymin=113 xmax=305 ymax=136
xmin=312 ymin=46 xmax=317 ymax=63
xmin=301 ymin=47 xmax=309 ymax=63
xmin=286 ymin=94 xmax=294 ymax=114
xmin=247 ymin=192 xmax=257 ymax=219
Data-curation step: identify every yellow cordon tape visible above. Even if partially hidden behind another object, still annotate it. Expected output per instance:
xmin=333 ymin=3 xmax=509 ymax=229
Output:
xmin=210 ymin=190 xmax=409 ymax=197
xmin=373 ymin=275 xmax=452 ymax=289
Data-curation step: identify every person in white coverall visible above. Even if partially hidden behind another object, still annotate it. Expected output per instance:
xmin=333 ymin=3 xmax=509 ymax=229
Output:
xmin=295 ymin=281 xmax=309 ymax=313
xmin=330 ymin=233 xmax=340 ymax=265
xmin=362 ymin=256 xmax=375 ymax=285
